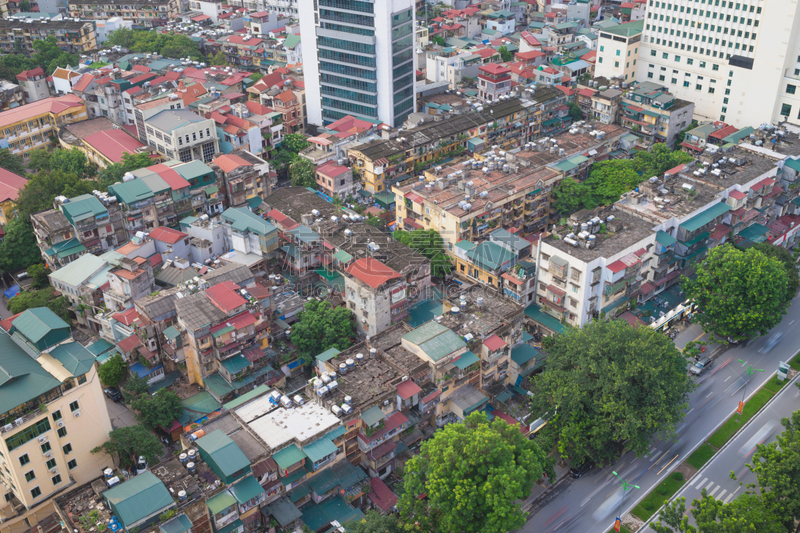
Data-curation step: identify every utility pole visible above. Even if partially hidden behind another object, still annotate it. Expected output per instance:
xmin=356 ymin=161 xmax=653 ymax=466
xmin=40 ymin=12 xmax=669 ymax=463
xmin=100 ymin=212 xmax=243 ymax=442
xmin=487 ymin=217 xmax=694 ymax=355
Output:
xmin=736 ymin=359 xmax=764 ymax=421
xmin=611 ymin=471 xmax=640 ymax=532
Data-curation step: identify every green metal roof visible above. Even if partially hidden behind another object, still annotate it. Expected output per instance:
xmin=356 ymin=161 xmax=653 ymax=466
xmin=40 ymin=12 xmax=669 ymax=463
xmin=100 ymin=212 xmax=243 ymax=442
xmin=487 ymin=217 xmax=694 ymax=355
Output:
xmin=264 ymin=498 xmax=302 ymax=527
xmin=332 ymin=250 xmax=353 ymax=263
xmin=301 ymin=496 xmax=364 ymax=532
xmin=288 ymin=483 xmax=311 ymax=503
xmin=223 ymin=384 xmax=270 ymax=410
xmin=163 ymin=326 xmax=181 ymax=340
xmin=205 ymin=185 xmax=219 ymax=195
xmin=308 ymin=460 xmax=367 ymax=496
xmin=453 ymin=350 xmax=479 ymax=370
xmin=510 ymin=344 xmax=538 ymax=366
xmin=524 ymin=303 xmax=566 ymax=334
xmin=45 ymin=237 xmax=87 ymax=259
xmin=196 ymin=429 xmax=250 ymax=477
xmin=49 ymin=342 xmax=95 ymax=377
xmin=738 ymin=223 xmax=769 ymax=242
xmin=785 ymin=158 xmax=800 ymax=173
xmin=109 ymin=179 xmax=155 ymax=206
xmin=679 ymin=202 xmax=731 ymax=233
xmin=655 ymin=230 xmax=677 ymax=247
xmin=221 ymin=354 xmax=251 ymax=375
xmin=178 ymin=391 xmax=222 ymax=425
xmin=722 ymin=126 xmax=754 ymax=144
xmin=217 ymin=519 xmax=243 ymax=533
xmin=104 ymin=471 xmax=174 ymax=528
xmin=283 ymin=33 xmax=301 ymax=49
xmin=60 ymin=194 xmax=108 ymax=225
xmin=230 ymin=475 xmax=265 ymax=503
xmin=599 ymin=19 xmax=644 ymax=37
xmin=159 ymin=514 xmax=193 ymax=533
xmin=467 ymin=241 xmax=516 ymax=272
xmin=289 ymin=225 xmax=320 ymax=244
xmin=681 ymin=231 xmax=710 ymax=247
xmin=273 ymin=444 xmax=307 ymax=471
xmin=302 ymin=437 xmax=338 ymax=463
xmin=0 ymin=330 xmax=62 ymax=414
xmin=361 ymin=406 xmax=385 ymax=427
xmin=49 ymin=252 xmax=109 ymax=287
xmin=10 ymin=308 xmax=69 ymax=345
xmin=403 ymin=321 xmax=467 ymax=362
xmin=212 ymin=325 xmax=235 ymax=338
xmin=206 ymin=490 xmax=237 ymax=515
xmin=221 ymin=207 xmax=276 ymax=237
xmin=455 ymin=240 xmax=476 ymax=252
xmin=315 ymin=347 xmax=341 ymax=363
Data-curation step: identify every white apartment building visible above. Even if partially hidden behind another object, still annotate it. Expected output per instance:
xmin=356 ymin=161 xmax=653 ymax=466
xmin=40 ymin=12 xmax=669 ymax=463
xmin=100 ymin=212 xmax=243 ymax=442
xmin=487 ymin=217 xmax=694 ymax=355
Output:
xmin=596 ymin=19 xmax=643 ymax=82
xmin=299 ymin=0 xmax=416 ymax=127
xmin=425 ymin=50 xmax=481 ymax=89
xmin=636 ymin=0 xmax=800 ymax=127
xmin=144 ymin=108 xmax=219 ymax=163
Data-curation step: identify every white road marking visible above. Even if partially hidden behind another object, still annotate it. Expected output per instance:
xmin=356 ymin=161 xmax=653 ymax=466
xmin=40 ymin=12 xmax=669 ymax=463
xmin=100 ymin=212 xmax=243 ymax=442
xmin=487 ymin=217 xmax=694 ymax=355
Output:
xmin=724 ymin=492 xmax=735 ymax=504
xmin=688 ymin=476 xmax=699 ymax=487
xmin=706 ymin=392 xmax=713 ymax=398
xmin=686 ymin=408 xmax=694 ymax=415
xmin=718 ymin=489 xmax=727 ymax=500
xmin=697 ymin=477 xmax=707 ymax=489
xmin=705 ymin=480 xmax=715 ymax=490
xmin=741 ymin=360 xmax=748 ymax=367
xmin=724 ymin=376 xmax=731 ymax=382
xmin=709 ymin=485 xmax=721 ymax=497
xmin=790 ymin=320 xmax=795 ymax=325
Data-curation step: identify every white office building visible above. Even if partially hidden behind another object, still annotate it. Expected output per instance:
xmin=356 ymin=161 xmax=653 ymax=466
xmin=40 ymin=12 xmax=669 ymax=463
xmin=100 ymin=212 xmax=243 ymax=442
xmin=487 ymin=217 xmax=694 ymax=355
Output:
xmin=636 ymin=0 xmax=800 ymax=128
xmin=299 ymin=0 xmax=416 ymax=127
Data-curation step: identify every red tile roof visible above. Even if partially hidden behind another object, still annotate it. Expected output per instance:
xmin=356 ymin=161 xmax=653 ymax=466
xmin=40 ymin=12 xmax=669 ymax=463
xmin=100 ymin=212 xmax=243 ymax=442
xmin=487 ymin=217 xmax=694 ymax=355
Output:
xmin=483 ymin=334 xmax=507 ymax=352
xmin=515 ymin=50 xmax=545 ymax=60
xmin=520 ymin=31 xmax=541 ymax=47
xmin=117 ymin=333 xmax=142 ymax=352
xmin=149 ymin=163 xmax=190 ymax=190
xmin=213 ymin=153 xmax=253 ymax=173
xmin=346 ymin=258 xmax=402 ymax=289
xmin=150 ymin=226 xmax=188 ymax=245
xmin=607 ymin=252 xmax=641 ymax=273
xmin=369 ymin=477 xmax=398 ymax=513
xmin=578 ymin=88 xmax=597 ymax=97
xmin=728 ymin=189 xmax=747 ymax=200
xmin=396 ymin=379 xmax=422 ymax=400
xmin=191 ymin=14 xmax=210 ymax=21
xmin=492 ymin=410 xmax=529 ymax=434
xmin=316 ymin=162 xmax=348 ymax=178
xmin=131 ymin=65 xmax=151 ymax=73
xmin=709 ymin=125 xmax=738 ymax=140
xmin=268 ymin=209 xmax=299 ymax=230
xmin=479 ymin=63 xmax=511 ymax=75
xmin=15 ymin=67 xmax=44 ymax=81
xmin=83 ymin=129 xmax=145 ymax=164
xmin=0 ymin=94 xmax=85 ymax=129
xmin=0 ymin=167 xmax=27 ymax=203
xmin=0 ymin=312 xmax=23 ymax=332
xmin=751 ymin=177 xmax=776 ymax=191
xmin=206 ymin=280 xmax=247 ymax=312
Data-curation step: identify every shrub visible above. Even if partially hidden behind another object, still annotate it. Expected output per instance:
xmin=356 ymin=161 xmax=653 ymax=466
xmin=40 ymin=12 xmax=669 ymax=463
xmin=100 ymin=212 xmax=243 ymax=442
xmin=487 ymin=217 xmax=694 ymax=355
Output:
xmin=643 ymin=501 xmax=654 ymax=511
xmin=672 ymin=472 xmax=683 ymax=481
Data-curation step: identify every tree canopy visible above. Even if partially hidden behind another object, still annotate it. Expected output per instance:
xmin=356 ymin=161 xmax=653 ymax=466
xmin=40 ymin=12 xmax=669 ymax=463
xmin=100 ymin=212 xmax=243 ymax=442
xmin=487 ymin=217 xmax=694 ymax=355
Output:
xmin=551 ymin=144 xmax=694 ymax=214
xmin=653 ymin=491 xmax=785 ymax=533
xmin=392 ymin=229 xmax=453 ymax=278
xmin=683 ymin=244 xmax=792 ymax=341
xmin=749 ymin=242 xmax=799 ymax=298
xmin=0 ymin=217 xmax=44 ymax=273
xmin=98 ymin=355 xmax=128 ymax=388
xmin=104 ymin=28 xmax=202 ymax=60
xmin=14 ymin=169 xmax=98 ymax=221
xmin=131 ymin=389 xmax=184 ymax=429
xmin=398 ymin=412 xmax=553 ymax=533
xmin=27 ymin=147 xmax=94 ymax=179
xmin=290 ymin=299 xmax=355 ymax=358
xmin=530 ymin=319 xmax=693 ymax=464
xmin=92 ymin=426 xmax=163 ymax=470
xmin=27 ymin=264 xmax=50 ymax=289
xmin=497 ymin=46 xmax=513 ymax=62
xmin=272 ymin=133 xmax=310 ymax=178
xmin=6 ymin=286 xmax=70 ymax=321
xmin=289 ymin=158 xmax=316 ymax=188
xmin=97 ymin=152 xmax=154 ymax=191
xmin=344 ymin=511 xmax=403 ymax=533
xmin=210 ymin=51 xmax=228 ymax=66
xmin=0 ymin=148 xmax=25 ymax=175
xmin=0 ymin=36 xmax=79 ymax=82
xmin=567 ymin=102 xmax=583 ymax=122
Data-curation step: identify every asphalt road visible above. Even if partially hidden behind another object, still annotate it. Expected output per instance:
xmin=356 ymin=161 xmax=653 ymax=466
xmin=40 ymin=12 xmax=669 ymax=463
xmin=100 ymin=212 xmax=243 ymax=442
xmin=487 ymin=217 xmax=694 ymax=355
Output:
xmin=662 ymin=372 xmax=800 ymax=528
xmin=521 ymin=294 xmax=800 ymax=533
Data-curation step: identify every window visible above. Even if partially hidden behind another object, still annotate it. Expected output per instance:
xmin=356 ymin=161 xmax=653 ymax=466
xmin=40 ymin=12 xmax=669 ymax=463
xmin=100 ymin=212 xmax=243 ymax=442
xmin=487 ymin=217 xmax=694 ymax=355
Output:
xmin=600 ymin=45 xmax=604 ymax=51
xmin=709 ymin=87 xmax=715 ymax=93
xmin=651 ymin=49 xmax=657 ymax=56
xmin=648 ymin=72 xmax=654 ymax=78
xmin=659 ymin=75 xmax=665 ymax=81
xmin=30 ymin=487 xmax=41 ymax=499
xmin=25 ymin=471 xmax=35 ymax=482
xmin=6 ymin=419 xmax=52 ymax=451
xmin=675 ymin=55 xmax=681 ymax=61
xmin=684 ymin=80 xmax=690 ymax=87
xmin=788 ymin=84 xmax=797 ymax=95
xmin=671 ymin=78 xmax=677 ymax=84
xmin=687 ymin=58 xmax=694 ymax=65
xmin=614 ymin=61 xmax=619 ymax=67
xmin=19 ymin=454 xmax=29 ymax=466
xmin=616 ymin=49 xmax=620 ymax=56
xmin=40 ymin=442 xmax=51 ymax=454
xmin=662 ymin=52 xmax=669 ymax=58
xmin=599 ymin=57 xmax=603 ymax=63
xmin=781 ymin=104 xmax=792 ymax=117
xmin=700 ymin=61 xmax=706 ymax=67
xmin=69 ymin=401 xmax=79 ymax=412
xmin=51 ymin=475 xmax=61 ymax=486
xmin=696 ymin=84 xmax=703 ymax=90
xmin=45 ymin=459 xmax=56 ymax=470
xmin=57 ymin=428 xmax=67 ymax=439
xmin=51 ymin=411 xmax=62 ymax=422
xmin=67 ymin=459 xmax=77 ymax=470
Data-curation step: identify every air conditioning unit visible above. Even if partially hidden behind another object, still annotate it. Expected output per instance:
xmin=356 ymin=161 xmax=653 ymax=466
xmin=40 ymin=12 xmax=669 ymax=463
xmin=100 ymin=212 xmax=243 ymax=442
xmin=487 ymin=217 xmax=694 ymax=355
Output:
xmin=73 ymin=411 xmax=81 ymax=418
xmin=49 ymin=468 xmax=58 ymax=474
xmin=45 ymin=452 xmax=52 ymax=458
xmin=38 ymin=436 xmax=47 ymax=444
xmin=57 ymin=421 xmax=64 ymax=428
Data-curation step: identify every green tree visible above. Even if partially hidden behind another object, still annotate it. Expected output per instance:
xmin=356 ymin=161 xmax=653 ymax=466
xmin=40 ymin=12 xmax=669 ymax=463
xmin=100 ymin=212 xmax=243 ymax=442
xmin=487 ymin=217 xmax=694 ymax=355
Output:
xmin=393 ymin=229 xmax=452 ymax=278
xmin=365 ymin=214 xmax=383 ymax=227
xmin=529 ymin=319 xmax=693 ymax=465
xmin=632 ymin=142 xmax=694 ymax=179
xmin=431 ymin=35 xmax=446 ymax=46
xmin=92 ymin=425 xmax=162 ymax=470
xmin=497 ymin=45 xmax=513 ymax=62
xmin=131 ymin=389 xmax=184 ymax=429
xmin=97 ymin=152 xmax=154 ymax=191
xmin=289 ymin=158 xmax=316 ymax=188
xmin=14 ymin=169 xmax=98 ymax=221
xmin=98 ymin=354 xmax=128 ymax=387
xmin=567 ymin=102 xmax=583 ymax=122
xmin=122 ymin=373 xmax=149 ymax=400
xmin=290 ymin=299 xmax=355 ymax=358
xmin=344 ymin=511 xmax=403 ymax=533
xmin=550 ymin=176 xmax=595 ymax=214
xmin=683 ymin=244 xmax=791 ymax=342
xmin=0 ymin=148 xmax=25 ymax=175
xmin=282 ymin=133 xmax=310 ymax=153
xmin=0 ymin=217 xmax=45 ymax=273
xmin=673 ymin=120 xmax=699 ymax=150
xmin=210 ymin=51 xmax=228 ymax=66
xmin=398 ymin=412 xmax=553 ymax=533
xmin=583 ymin=159 xmax=645 ymax=205
xmin=749 ymin=242 xmax=799 ymax=298
xmin=748 ymin=409 xmax=800 ymax=532
xmin=27 ymin=263 xmax=50 ymax=289
xmin=7 ymin=287 xmax=70 ymax=321
xmin=26 ymin=148 xmax=93 ymax=178
xmin=31 ymin=37 xmax=80 ymax=76
xmin=653 ymin=491 xmax=784 ymax=533
xmin=249 ymin=72 xmax=264 ymax=82
xmin=105 ymin=29 xmax=202 ymax=61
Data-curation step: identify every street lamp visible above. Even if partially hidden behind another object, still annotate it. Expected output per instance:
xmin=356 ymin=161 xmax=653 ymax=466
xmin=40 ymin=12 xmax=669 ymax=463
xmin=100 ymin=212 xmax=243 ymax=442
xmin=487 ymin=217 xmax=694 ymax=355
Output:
xmin=737 ymin=359 xmax=764 ymax=421
xmin=611 ymin=471 xmax=640 ymax=532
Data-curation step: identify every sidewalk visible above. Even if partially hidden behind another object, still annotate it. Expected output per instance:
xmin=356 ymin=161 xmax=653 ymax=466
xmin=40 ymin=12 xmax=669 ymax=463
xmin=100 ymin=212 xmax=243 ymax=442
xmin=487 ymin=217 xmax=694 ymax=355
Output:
xmin=521 ymin=460 xmax=571 ymax=513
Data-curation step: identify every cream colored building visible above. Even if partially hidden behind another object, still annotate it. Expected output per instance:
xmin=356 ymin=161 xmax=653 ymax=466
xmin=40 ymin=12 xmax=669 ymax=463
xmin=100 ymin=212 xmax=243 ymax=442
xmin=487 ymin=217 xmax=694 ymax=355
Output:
xmin=595 ymin=19 xmax=643 ymax=83
xmin=0 ymin=308 xmax=113 ymax=522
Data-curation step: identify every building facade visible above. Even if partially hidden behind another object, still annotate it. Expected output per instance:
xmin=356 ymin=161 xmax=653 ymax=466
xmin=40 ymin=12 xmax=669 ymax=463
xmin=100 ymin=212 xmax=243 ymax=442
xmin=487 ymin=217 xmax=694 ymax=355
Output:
xmin=68 ymin=0 xmax=179 ymax=27
xmin=595 ymin=19 xmax=643 ymax=82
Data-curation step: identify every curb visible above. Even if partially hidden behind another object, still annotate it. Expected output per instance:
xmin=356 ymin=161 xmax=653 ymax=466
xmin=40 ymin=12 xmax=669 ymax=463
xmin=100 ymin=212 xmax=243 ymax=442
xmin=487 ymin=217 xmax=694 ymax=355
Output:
xmin=634 ymin=371 xmax=800 ymax=532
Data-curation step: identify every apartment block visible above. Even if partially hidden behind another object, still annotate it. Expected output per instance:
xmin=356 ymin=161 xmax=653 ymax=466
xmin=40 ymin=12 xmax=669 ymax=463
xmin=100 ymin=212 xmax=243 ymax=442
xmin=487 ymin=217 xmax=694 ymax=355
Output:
xmin=143 ymin=109 xmax=220 ymax=163
xmin=619 ymin=81 xmax=694 ymax=147
xmin=595 ymin=19 xmax=643 ymax=82
xmin=68 ymin=0 xmax=179 ymax=27
xmin=211 ymin=152 xmax=272 ymax=209
xmin=0 ymin=80 xmax=23 ymax=111
xmin=0 ymin=94 xmax=86 ymax=163
xmin=315 ymin=161 xmax=356 ymax=200
xmin=0 ymin=309 xmax=112 ymax=518
xmin=0 ymin=19 xmax=96 ymax=58
xmin=345 ymin=258 xmax=408 ymax=337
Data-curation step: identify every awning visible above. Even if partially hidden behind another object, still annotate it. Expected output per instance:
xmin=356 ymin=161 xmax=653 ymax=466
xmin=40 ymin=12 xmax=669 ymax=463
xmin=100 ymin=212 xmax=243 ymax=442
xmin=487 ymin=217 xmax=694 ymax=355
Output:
xmin=452 ymin=350 xmax=479 ymax=369
xmin=332 ymin=250 xmax=353 ymax=263
xmin=404 ymin=217 xmax=423 ymax=229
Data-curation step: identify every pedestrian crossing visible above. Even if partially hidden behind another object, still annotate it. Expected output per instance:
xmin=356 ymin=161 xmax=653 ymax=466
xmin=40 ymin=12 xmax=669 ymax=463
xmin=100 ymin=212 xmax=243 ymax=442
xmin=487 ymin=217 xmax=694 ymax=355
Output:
xmin=685 ymin=475 xmax=734 ymax=503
